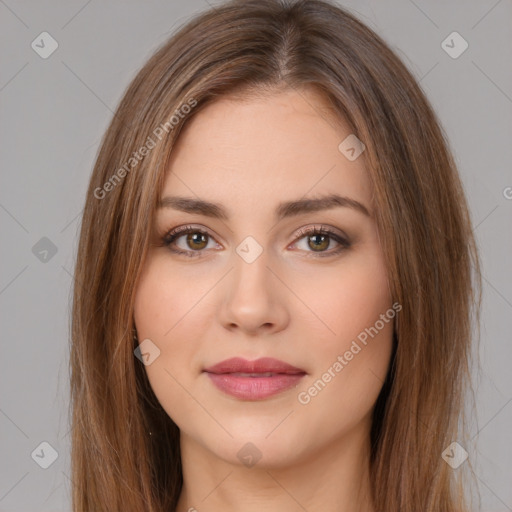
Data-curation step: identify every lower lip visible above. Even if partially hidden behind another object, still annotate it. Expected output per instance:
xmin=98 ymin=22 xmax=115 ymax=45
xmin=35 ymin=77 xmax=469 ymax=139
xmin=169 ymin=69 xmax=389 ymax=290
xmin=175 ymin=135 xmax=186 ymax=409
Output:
xmin=205 ymin=372 xmax=305 ymax=400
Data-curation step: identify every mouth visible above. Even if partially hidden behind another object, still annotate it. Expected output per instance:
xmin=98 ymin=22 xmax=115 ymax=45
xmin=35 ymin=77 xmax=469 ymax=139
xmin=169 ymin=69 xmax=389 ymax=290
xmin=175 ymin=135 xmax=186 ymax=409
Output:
xmin=203 ymin=357 xmax=306 ymax=400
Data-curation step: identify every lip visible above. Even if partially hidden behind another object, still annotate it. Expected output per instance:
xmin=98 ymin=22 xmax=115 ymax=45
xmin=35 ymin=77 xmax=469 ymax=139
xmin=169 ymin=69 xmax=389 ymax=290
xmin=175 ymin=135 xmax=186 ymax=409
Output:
xmin=203 ymin=357 xmax=306 ymax=400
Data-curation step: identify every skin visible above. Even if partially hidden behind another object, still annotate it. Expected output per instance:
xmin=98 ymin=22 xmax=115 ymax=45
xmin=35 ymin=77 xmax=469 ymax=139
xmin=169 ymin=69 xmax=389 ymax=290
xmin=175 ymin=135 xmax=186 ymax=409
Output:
xmin=133 ymin=87 xmax=394 ymax=512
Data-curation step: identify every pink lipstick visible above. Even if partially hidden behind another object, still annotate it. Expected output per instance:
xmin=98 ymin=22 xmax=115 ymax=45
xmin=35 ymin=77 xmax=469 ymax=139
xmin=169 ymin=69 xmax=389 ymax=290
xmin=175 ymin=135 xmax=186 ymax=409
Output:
xmin=203 ymin=357 xmax=306 ymax=400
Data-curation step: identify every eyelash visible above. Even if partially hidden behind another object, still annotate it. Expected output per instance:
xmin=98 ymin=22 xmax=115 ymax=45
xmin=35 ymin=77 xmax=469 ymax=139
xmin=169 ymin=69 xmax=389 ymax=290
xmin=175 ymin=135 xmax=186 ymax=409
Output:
xmin=160 ymin=224 xmax=351 ymax=259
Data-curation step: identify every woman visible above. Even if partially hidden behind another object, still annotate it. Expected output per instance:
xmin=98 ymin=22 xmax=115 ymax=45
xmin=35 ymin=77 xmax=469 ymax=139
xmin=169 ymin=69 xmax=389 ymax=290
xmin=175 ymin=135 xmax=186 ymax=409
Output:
xmin=70 ymin=0 xmax=482 ymax=510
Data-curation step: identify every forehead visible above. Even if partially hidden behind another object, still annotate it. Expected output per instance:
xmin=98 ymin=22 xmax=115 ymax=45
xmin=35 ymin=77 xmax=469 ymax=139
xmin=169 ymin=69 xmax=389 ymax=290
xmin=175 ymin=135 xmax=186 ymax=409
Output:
xmin=160 ymin=88 xmax=371 ymax=216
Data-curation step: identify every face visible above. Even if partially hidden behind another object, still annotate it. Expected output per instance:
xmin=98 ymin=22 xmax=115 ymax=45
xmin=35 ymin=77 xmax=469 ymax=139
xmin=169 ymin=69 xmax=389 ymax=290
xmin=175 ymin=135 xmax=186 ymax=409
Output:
xmin=133 ymin=88 xmax=394 ymax=468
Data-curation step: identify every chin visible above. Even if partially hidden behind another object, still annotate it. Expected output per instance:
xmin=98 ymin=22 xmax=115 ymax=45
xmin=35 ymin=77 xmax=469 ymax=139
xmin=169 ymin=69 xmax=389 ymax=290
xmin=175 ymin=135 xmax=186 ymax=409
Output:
xmin=198 ymin=423 xmax=311 ymax=469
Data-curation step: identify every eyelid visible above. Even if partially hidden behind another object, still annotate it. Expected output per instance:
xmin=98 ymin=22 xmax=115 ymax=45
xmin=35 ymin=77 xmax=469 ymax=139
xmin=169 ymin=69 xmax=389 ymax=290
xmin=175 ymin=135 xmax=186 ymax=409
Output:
xmin=165 ymin=223 xmax=212 ymax=238
xmin=291 ymin=224 xmax=349 ymax=244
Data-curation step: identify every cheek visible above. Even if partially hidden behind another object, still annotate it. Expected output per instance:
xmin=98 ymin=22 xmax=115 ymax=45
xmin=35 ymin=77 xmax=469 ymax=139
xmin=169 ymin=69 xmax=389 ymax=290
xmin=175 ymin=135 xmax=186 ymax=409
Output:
xmin=294 ymin=281 xmax=393 ymax=440
xmin=292 ymin=245 xmax=391 ymax=354
xmin=293 ymin=245 xmax=393 ymax=417
xmin=133 ymin=252 xmax=217 ymax=344
xmin=294 ymin=328 xmax=392 ymax=454
xmin=133 ymin=257 xmax=215 ymax=430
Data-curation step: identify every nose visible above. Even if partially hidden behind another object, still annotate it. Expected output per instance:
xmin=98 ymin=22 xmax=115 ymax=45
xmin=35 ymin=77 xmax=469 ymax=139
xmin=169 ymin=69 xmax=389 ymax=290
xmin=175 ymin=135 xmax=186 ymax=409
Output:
xmin=218 ymin=249 xmax=290 ymax=336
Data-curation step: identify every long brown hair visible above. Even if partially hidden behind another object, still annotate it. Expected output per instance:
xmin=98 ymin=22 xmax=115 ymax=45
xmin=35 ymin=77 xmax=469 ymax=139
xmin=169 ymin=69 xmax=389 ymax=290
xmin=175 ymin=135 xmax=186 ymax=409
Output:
xmin=69 ymin=0 xmax=482 ymax=510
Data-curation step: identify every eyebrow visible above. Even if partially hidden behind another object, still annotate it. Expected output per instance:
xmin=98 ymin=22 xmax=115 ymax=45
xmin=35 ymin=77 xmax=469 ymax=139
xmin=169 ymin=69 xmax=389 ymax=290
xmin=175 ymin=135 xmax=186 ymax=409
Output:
xmin=158 ymin=193 xmax=371 ymax=221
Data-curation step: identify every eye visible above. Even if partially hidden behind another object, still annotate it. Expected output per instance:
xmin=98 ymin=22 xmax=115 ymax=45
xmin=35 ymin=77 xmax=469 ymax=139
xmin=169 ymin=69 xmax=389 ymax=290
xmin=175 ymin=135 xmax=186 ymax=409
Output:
xmin=290 ymin=225 xmax=351 ymax=258
xmin=161 ymin=225 xmax=220 ymax=258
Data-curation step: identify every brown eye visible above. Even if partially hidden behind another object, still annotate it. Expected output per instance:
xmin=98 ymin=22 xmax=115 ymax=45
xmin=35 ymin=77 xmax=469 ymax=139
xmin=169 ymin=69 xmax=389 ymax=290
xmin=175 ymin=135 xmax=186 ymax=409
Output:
xmin=186 ymin=232 xmax=208 ymax=250
xmin=307 ymin=233 xmax=330 ymax=252
xmin=292 ymin=225 xmax=351 ymax=258
xmin=162 ymin=225 xmax=218 ymax=258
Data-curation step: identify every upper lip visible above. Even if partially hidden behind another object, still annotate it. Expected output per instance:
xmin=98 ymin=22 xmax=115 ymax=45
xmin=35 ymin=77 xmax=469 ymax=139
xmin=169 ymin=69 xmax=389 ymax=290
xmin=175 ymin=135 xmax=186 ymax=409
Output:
xmin=203 ymin=357 xmax=306 ymax=375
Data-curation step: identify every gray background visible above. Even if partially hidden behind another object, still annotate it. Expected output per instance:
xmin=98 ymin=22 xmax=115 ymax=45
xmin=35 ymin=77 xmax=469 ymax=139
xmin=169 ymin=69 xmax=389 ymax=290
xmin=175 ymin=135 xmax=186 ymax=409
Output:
xmin=1 ymin=0 xmax=511 ymax=510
